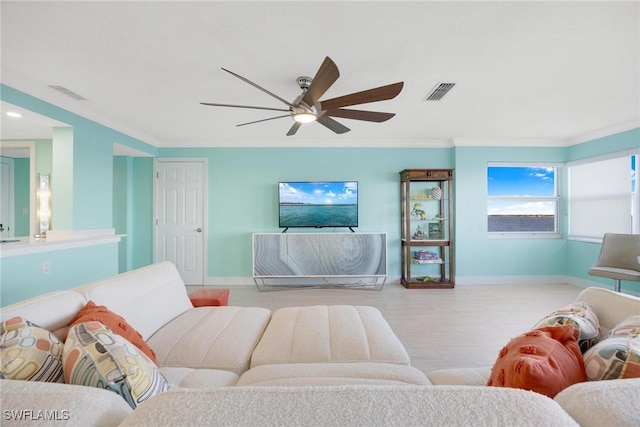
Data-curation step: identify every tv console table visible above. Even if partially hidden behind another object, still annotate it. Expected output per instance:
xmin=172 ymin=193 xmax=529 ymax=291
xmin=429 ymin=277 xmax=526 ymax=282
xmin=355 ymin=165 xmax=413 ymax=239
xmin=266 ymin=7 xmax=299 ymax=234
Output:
xmin=252 ymin=232 xmax=387 ymax=290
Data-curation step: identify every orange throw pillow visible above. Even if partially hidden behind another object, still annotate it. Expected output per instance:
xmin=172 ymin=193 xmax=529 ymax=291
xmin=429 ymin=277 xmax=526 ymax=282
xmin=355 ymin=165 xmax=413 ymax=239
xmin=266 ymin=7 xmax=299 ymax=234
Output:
xmin=65 ymin=301 xmax=158 ymax=365
xmin=487 ymin=324 xmax=586 ymax=397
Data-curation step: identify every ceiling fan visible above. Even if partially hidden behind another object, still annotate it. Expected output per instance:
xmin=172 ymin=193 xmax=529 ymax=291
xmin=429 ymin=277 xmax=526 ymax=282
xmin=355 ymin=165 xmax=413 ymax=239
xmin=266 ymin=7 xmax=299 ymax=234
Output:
xmin=201 ymin=56 xmax=403 ymax=136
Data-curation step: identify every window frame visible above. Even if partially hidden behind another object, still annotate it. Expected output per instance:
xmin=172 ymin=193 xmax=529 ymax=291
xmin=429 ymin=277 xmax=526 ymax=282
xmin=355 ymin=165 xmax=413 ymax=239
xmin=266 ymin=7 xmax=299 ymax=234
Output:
xmin=487 ymin=162 xmax=562 ymax=239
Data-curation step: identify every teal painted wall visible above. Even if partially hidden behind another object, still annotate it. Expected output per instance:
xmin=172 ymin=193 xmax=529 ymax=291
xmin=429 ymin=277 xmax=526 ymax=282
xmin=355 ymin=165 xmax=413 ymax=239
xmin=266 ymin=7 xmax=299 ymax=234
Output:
xmin=13 ymin=157 xmax=30 ymax=236
xmin=158 ymin=147 xmax=454 ymax=277
xmin=0 ymin=243 xmax=119 ymax=306
xmin=453 ymin=146 xmax=569 ymax=278
xmin=1 ymin=84 xmax=157 ymax=232
xmin=113 ymin=156 xmax=129 ymax=272
xmin=51 ymin=127 xmax=74 ymax=230
xmin=131 ymin=157 xmax=154 ymax=269
xmin=565 ymin=129 xmax=640 ymax=294
xmin=567 ymin=128 xmax=639 ymax=162
xmin=1 ymin=85 xmax=156 ymax=307
xmin=1 ymin=83 xmax=638 ymax=305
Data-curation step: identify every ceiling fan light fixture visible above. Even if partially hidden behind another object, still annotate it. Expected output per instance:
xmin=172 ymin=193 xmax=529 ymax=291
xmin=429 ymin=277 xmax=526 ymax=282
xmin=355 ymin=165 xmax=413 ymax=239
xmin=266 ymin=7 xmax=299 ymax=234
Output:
xmin=292 ymin=112 xmax=317 ymax=123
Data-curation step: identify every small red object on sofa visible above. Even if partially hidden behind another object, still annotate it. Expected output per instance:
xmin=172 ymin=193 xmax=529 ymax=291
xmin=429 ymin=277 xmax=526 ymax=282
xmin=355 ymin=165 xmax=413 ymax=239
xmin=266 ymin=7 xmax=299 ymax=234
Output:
xmin=189 ymin=289 xmax=230 ymax=307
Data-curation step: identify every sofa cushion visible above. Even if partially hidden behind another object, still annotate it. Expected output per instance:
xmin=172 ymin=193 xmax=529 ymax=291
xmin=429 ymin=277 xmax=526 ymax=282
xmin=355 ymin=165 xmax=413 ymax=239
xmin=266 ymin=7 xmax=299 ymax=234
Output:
xmin=237 ymin=363 xmax=431 ymax=386
xmin=63 ymin=321 xmax=169 ymax=409
xmin=80 ymin=261 xmax=193 ymax=340
xmin=487 ymin=325 xmax=586 ymax=397
xmin=160 ymin=366 xmax=239 ymax=388
xmin=147 ymin=306 xmax=271 ymax=375
xmin=554 ymin=378 xmax=640 ymax=427
xmin=0 ymin=291 xmax=87 ymax=340
xmin=1 ymin=379 xmax=132 ymax=427
xmin=0 ymin=317 xmax=64 ymax=383
xmin=583 ymin=315 xmax=640 ymax=380
xmin=250 ymin=305 xmax=410 ymax=368
xmin=426 ymin=367 xmax=492 ymax=386
xmin=65 ymin=301 xmax=158 ymax=365
xmin=533 ymin=301 xmax=600 ymax=352
xmin=119 ymin=385 xmax=579 ymax=427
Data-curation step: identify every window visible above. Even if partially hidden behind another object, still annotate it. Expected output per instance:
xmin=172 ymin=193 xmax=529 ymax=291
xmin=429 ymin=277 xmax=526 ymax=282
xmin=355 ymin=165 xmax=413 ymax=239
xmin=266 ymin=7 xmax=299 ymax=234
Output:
xmin=487 ymin=164 xmax=560 ymax=236
xmin=568 ymin=152 xmax=638 ymax=240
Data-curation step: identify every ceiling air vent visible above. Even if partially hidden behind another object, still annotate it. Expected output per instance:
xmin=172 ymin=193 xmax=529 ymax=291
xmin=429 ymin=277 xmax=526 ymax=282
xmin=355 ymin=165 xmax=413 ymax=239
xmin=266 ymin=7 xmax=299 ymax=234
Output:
xmin=48 ymin=85 xmax=88 ymax=101
xmin=423 ymin=82 xmax=455 ymax=101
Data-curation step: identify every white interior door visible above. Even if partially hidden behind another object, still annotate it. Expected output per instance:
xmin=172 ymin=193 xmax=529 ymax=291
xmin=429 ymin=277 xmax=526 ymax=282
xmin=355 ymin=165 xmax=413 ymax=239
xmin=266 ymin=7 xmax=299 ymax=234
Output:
xmin=154 ymin=159 xmax=206 ymax=284
xmin=0 ymin=157 xmax=15 ymax=239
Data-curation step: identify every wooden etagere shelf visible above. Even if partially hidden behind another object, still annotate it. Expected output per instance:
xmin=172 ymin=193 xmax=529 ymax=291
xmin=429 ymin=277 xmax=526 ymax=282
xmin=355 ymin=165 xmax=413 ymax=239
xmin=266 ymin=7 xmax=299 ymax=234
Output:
xmin=399 ymin=169 xmax=454 ymax=289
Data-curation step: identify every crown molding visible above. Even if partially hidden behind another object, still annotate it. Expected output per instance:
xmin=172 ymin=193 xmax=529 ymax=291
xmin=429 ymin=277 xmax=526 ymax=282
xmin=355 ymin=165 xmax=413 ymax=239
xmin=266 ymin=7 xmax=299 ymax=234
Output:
xmin=452 ymin=138 xmax=564 ymax=147
xmin=158 ymin=138 xmax=454 ymax=149
xmin=564 ymin=119 xmax=640 ymax=146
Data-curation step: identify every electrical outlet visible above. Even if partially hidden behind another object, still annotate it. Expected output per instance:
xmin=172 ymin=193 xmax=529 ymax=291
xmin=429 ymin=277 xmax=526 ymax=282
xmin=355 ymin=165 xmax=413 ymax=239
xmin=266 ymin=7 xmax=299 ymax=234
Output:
xmin=42 ymin=261 xmax=51 ymax=274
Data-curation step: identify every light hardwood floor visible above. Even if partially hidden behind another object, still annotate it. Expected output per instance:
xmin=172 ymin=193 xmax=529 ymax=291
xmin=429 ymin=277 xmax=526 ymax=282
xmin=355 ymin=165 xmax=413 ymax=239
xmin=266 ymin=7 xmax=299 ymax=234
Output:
xmin=186 ymin=283 xmax=584 ymax=375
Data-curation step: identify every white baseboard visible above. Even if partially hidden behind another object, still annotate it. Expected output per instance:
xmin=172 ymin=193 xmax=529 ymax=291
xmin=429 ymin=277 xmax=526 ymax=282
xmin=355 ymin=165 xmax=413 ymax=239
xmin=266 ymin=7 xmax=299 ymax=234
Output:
xmin=202 ymin=275 xmax=639 ymax=296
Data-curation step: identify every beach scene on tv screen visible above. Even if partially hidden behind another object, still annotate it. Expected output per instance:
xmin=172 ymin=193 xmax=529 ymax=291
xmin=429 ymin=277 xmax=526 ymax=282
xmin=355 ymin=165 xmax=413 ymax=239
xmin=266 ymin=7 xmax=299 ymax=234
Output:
xmin=279 ymin=181 xmax=358 ymax=227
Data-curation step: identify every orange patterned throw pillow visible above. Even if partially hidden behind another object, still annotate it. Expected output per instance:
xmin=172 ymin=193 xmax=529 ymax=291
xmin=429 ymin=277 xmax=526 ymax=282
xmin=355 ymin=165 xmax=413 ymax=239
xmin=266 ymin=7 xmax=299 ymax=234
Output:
xmin=65 ymin=301 xmax=158 ymax=365
xmin=487 ymin=324 xmax=586 ymax=397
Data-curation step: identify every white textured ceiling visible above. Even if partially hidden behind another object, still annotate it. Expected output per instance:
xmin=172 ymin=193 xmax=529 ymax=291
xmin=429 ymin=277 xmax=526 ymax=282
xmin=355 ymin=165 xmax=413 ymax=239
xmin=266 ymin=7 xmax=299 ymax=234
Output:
xmin=1 ymin=1 xmax=639 ymax=148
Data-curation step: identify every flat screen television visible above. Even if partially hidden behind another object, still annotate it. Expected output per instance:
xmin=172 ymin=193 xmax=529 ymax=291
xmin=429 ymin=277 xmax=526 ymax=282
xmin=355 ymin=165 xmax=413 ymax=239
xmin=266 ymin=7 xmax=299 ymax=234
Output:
xmin=279 ymin=181 xmax=358 ymax=231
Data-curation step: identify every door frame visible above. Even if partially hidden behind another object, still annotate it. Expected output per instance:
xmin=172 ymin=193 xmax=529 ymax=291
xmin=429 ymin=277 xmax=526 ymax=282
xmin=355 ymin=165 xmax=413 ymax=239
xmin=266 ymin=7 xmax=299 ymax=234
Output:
xmin=152 ymin=158 xmax=209 ymax=284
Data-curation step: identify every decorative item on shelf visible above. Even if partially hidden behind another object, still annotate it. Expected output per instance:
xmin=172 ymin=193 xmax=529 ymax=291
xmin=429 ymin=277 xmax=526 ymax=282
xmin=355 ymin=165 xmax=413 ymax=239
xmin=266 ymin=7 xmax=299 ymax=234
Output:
xmin=428 ymin=223 xmax=443 ymax=239
xmin=411 ymin=203 xmax=426 ymax=220
xmin=434 ymin=214 xmax=445 ymax=221
xmin=410 ymin=189 xmax=434 ymax=200
xmin=414 ymin=250 xmax=438 ymax=260
xmin=412 ymin=225 xmax=427 ymax=240
xmin=416 ymin=276 xmax=436 ymax=283
xmin=431 ymin=186 xmax=442 ymax=200
xmin=413 ymin=250 xmax=441 ymax=264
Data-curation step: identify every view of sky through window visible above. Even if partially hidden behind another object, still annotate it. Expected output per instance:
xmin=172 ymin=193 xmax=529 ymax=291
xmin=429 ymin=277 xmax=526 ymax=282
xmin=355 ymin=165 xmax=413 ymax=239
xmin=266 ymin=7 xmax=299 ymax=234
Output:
xmin=487 ymin=167 xmax=556 ymax=216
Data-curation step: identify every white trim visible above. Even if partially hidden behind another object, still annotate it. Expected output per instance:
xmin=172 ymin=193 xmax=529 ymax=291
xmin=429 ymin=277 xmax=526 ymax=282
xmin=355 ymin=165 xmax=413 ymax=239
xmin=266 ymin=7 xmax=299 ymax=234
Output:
xmin=156 ymin=139 xmax=454 ymax=149
xmin=488 ymin=161 xmax=565 ymax=168
xmin=487 ymin=232 xmax=562 ymax=240
xmin=201 ymin=274 xmax=640 ymax=297
xmin=565 ymin=120 xmax=640 ymax=146
xmin=453 ymin=138 xmax=564 ymax=147
xmin=113 ymin=142 xmax=154 ymax=157
xmin=0 ymin=141 xmax=36 ymax=238
xmin=0 ymin=229 xmax=122 ymax=257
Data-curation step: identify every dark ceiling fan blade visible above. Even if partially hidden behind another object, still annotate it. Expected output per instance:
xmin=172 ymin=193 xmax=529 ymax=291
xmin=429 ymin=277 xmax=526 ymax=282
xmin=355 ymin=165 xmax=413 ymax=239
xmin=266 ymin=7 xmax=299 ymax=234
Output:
xmin=324 ymin=109 xmax=395 ymax=122
xmin=236 ymin=114 xmax=291 ymax=127
xmin=316 ymin=115 xmax=350 ymax=134
xmin=200 ymin=102 xmax=290 ymax=113
xmin=320 ymin=82 xmax=404 ymax=110
xmin=286 ymin=122 xmax=302 ymax=136
xmin=221 ymin=68 xmax=295 ymax=108
xmin=301 ymin=57 xmax=340 ymax=107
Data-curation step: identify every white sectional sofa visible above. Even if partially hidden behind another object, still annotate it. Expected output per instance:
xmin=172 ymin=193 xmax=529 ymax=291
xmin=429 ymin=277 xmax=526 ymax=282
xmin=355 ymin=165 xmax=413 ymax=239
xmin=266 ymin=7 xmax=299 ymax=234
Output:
xmin=1 ymin=261 xmax=639 ymax=426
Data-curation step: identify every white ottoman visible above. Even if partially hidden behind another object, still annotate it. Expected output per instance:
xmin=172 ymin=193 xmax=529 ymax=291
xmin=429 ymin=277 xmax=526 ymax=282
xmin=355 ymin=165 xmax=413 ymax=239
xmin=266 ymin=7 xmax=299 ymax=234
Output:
xmin=250 ymin=305 xmax=410 ymax=368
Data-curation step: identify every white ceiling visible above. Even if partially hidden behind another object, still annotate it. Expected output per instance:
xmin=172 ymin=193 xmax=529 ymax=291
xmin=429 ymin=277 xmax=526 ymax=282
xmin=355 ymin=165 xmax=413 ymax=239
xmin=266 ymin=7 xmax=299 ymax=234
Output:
xmin=1 ymin=1 xmax=639 ymax=148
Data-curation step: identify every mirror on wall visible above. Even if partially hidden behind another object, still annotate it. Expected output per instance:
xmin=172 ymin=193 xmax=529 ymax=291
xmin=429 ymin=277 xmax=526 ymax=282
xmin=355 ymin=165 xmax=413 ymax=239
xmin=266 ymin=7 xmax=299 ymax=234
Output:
xmin=1 ymin=102 xmax=69 ymax=239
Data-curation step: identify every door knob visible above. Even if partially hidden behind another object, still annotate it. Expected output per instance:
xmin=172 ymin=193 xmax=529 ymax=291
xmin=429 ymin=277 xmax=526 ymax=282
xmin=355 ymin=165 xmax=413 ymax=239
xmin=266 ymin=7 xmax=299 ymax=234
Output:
xmin=196 ymin=228 xmax=202 ymax=233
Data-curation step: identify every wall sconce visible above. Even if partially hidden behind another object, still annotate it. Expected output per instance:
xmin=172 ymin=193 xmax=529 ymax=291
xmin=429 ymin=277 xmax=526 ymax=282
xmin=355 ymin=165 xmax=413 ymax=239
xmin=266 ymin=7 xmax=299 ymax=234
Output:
xmin=37 ymin=174 xmax=51 ymax=237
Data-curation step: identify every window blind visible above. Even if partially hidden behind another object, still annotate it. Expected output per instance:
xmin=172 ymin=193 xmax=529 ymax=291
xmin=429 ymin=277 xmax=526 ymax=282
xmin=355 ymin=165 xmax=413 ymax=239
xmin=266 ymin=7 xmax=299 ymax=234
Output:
xmin=568 ymin=155 xmax=632 ymax=239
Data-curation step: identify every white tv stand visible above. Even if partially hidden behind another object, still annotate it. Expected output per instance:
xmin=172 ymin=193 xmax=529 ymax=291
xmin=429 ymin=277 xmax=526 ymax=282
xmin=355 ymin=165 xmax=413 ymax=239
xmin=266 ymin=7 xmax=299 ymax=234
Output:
xmin=252 ymin=232 xmax=387 ymax=291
